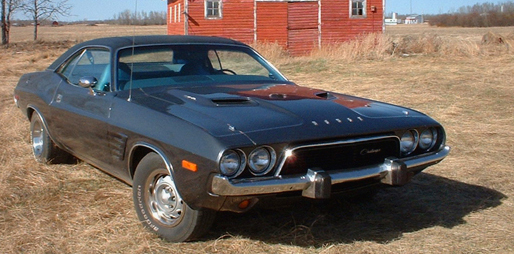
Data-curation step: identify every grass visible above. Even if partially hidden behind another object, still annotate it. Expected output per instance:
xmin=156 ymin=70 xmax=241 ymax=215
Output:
xmin=1 ymin=24 xmax=514 ymax=253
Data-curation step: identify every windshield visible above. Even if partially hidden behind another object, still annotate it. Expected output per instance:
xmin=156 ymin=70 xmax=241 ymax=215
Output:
xmin=116 ymin=45 xmax=287 ymax=90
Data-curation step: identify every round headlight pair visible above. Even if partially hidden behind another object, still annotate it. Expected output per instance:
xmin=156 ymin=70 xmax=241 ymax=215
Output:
xmin=400 ymin=128 xmax=439 ymax=155
xmin=219 ymin=146 xmax=277 ymax=178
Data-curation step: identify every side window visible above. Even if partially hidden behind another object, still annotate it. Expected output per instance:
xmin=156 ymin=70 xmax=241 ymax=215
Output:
xmin=58 ymin=48 xmax=110 ymax=91
xmin=350 ymin=0 xmax=367 ymax=18
xmin=208 ymin=50 xmax=270 ymax=77
xmin=205 ymin=0 xmax=222 ymax=19
xmin=60 ymin=54 xmax=81 ymax=80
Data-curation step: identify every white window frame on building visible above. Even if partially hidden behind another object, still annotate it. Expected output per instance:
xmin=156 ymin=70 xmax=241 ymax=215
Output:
xmin=205 ymin=0 xmax=222 ymax=19
xmin=169 ymin=4 xmax=182 ymax=23
xmin=350 ymin=0 xmax=367 ymax=18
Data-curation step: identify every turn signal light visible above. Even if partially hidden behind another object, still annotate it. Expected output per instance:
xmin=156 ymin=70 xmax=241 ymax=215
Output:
xmin=238 ymin=200 xmax=251 ymax=209
xmin=182 ymin=160 xmax=198 ymax=172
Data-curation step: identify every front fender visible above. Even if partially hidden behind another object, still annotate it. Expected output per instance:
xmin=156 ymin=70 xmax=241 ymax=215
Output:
xmin=128 ymin=141 xmax=230 ymax=211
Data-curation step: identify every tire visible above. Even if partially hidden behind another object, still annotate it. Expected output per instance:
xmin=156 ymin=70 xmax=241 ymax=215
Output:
xmin=132 ymin=153 xmax=215 ymax=242
xmin=30 ymin=113 xmax=71 ymax=164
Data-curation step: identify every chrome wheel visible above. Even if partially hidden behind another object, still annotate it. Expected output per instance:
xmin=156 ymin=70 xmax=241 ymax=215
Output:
xmin=31 ymin=117 xmax=45 ymax=158
xmin=148 ymin=172 xmax=184 ymax=226
xmin=133 ymin=152 xmax=216 ymax=242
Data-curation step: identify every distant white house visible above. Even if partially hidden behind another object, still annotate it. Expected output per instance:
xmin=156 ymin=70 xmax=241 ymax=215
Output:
xmin=405 ymin=15 xmax=423 ymax=24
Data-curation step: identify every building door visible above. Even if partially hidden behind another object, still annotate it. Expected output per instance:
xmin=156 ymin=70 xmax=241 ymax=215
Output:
xmin=287 ymin=1 xmax=319 ymax=55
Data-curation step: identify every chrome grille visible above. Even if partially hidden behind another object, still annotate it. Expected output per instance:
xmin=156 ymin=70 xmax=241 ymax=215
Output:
xmin=278 ymin=137 xmax=400 ymax=176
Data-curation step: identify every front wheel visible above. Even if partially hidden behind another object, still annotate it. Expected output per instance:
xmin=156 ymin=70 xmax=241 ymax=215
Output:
xmin=132 ymin=153 xmax=215 ymax=242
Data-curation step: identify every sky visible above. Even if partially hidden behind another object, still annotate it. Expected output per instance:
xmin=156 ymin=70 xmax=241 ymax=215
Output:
xmin=52 ymin=0 xmax=507 ymax=22
xmin=385 ymin=0 xmax=505 ymax=15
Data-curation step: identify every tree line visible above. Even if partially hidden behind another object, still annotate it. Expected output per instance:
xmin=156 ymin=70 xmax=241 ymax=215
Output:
xmin=1 ymin=1 xmax=166 ymax=45
xmin=427 ymin=1 xmax=514 ymax=27
xmin=108 ymin=9 xmax=166 ymax=26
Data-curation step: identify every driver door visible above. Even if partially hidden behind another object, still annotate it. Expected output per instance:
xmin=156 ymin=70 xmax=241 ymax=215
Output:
xmin=48 ymin=48 xmax=114 ymax=166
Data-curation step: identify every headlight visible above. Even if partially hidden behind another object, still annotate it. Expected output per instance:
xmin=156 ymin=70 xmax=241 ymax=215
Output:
xmin=220 ymin=150 xmax=245 ymax=177
xmin=400 ymin=130 xmax=418 ymax=155
xmin=419 ymin=128 xmax=438 ymax=150
xmin=248 ymin=146 xmax=276 ymax=176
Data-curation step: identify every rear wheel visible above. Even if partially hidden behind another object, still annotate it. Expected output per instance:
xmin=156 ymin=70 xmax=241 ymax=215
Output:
xmin=30 ymin=113 xmax=71 ymax=164
xmin=132 ymin=153 xmax=215 ymax=242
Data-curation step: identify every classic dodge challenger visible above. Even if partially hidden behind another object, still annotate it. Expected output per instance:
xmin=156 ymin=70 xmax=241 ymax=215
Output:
xmin=14 ymin=35 xmax=450 ymax=242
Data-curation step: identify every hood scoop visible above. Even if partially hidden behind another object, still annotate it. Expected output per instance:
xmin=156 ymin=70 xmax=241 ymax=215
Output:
xmin=211 ymin=97 xmax=256 ymax=106
xmin=315 ymin=92 xmax=335 ymax=100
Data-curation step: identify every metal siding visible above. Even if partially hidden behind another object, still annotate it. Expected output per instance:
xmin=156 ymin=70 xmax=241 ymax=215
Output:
xmin=288 ymin=1 xmax=318 ymax=30
xmin=186 ymin=0 xmax=255 ymax=43
xmin=256 ymin=2 xmax=288 ymax=47
xmin=166 ymin=0 xmax=385 ymax=55
xmin=287 ymin=29 xmax=319 ymax=56
xmin=321 ymin=0 xmax=384 ymax=43
xmin=287 ymin=2 xmax=319 ymax=56
xmin=167 ymin=0 xmax=185 ymax=35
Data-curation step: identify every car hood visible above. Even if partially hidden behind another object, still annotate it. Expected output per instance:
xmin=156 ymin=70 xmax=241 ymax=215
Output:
xmin=137 ymin=83 xmax=433 ymax=143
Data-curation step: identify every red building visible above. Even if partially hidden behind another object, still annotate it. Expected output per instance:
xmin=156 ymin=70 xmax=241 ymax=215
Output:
xmin=167 ymin=0 xmax=384 ymax=55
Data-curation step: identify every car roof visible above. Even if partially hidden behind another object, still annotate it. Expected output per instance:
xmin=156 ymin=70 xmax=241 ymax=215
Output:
xmin=79 ymin=35 xmax=245 ymax=48
xmin=48 ymin=35 xmax=247 ymax=71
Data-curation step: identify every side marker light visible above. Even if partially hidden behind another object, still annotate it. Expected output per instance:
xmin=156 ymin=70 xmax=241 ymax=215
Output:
xmin=238 ymin=200 xmax=251 ymax=209
xmin=182 ymin=160 xmax=198 ymax=172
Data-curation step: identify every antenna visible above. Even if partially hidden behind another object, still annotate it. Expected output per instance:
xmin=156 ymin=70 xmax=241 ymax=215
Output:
xmin=127 ymin=0 xmax=138 ymax=102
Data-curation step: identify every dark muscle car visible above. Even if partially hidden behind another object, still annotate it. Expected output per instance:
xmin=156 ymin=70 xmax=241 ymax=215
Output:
xmin=14 ymin=35 xmax=450 ymax=242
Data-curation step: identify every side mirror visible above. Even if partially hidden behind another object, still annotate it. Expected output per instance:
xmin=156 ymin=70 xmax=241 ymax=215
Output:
xmin=78 ymin=76 xmax=98 ymax=88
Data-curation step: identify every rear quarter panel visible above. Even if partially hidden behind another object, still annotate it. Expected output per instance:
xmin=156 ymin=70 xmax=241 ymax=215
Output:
xmin=15 ymin=71 xmax=62 ymax=122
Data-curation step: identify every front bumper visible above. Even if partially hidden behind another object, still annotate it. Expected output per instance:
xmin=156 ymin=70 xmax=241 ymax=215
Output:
xmin=211 ymin=146 xmax=450 ymax=199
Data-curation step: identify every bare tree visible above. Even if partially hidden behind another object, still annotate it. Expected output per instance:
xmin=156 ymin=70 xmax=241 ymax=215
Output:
xmin=1 ymin=0 xmax=5 ymax=44
xmin=1 ymin=0 xmax=20 ymax=44
xmin=21 ymin=0 xmax=70 ymax=40
xmin=113 ymin=9 xmax=166 ymax=26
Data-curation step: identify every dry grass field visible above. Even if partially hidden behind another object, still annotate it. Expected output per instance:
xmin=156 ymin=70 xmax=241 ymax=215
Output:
xmin=1 ymin=24 xmax=513 ymax=253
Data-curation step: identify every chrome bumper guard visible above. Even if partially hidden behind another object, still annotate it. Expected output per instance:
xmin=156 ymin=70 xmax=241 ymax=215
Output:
xmin=211 ymin=146 xmax=450 ymax=199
